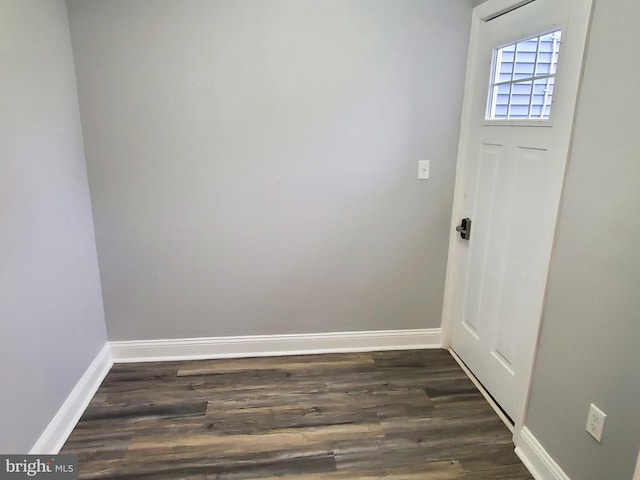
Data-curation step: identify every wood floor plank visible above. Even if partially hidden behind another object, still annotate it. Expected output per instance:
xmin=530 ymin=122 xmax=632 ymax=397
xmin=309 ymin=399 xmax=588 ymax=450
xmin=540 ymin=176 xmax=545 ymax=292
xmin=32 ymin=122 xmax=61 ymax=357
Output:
xmin=61 ymin=349 xmax=533 ymax=479
xmin=259 ymin=459 xmax=465 ymax=479
xmin=81 ymin=401 xmax=208 ymax=421
xmin=177 ymin=355 xmax=375 ymax=376
xmin=128 ymin=423 xmax=385 ymax=456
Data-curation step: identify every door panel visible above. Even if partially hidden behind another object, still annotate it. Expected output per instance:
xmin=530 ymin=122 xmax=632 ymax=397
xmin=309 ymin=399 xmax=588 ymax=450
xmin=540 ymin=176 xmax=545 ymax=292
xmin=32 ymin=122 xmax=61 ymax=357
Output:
xmin=447 ymin=0 xmax=593 ymax=421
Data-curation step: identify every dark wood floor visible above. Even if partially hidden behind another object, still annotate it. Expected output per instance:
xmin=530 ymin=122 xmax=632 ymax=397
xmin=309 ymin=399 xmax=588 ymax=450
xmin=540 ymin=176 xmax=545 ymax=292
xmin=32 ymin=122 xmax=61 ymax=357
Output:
xmin=61 ymin=349 xmax=533 ymax=479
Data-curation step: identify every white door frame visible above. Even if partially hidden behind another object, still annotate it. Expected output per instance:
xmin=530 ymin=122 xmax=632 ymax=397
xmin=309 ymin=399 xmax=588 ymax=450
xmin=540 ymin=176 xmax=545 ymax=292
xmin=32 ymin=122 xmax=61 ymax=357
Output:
xmin=441 ymin=0 xmax=593 ymax=432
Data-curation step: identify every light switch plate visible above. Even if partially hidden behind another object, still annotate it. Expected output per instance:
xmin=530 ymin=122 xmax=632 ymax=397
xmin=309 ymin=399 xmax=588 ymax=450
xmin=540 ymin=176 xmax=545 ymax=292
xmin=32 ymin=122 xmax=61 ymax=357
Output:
xmin=418 ymin=160 xmax=430 ymax=180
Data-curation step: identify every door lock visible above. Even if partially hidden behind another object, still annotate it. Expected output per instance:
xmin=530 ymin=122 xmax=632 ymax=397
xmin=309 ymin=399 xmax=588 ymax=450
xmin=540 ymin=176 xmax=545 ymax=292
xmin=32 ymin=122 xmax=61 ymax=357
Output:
xmin=456 ymin=218 xmax=472 ymax=240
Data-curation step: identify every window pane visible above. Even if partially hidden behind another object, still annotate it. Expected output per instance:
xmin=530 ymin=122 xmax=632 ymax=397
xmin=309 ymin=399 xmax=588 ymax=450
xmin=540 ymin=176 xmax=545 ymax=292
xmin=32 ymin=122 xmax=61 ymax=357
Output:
xmin=535 ymin=31 xmax=561 ymax=77
xmin=514 ymin=38 xmax=537 ymax=80
xmin=495 ymin=45 xmax=515 ymax=83
xmin=494 ymin=104 xmax=509 ymax=118
xmin=531 ymin=77 xmax=554 ymax=118
xmin=510 ymin=81 xmax=533 ymax=118
xmin=487 ymin=29 xmax=561 ymax=120
xmin=491 ymin=83 xmax=511 ymax=119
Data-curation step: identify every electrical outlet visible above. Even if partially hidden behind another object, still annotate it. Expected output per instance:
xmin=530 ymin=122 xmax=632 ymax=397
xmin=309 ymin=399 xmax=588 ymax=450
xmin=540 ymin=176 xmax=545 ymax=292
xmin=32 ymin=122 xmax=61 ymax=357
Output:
xmin=586 ymin=403 xmax=606 ymax=442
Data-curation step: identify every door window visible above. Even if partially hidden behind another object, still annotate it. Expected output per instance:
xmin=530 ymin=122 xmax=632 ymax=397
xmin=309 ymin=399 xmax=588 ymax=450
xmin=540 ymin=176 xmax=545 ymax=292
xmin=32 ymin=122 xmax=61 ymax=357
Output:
xmin=486 ymin=30 xmax=562 ymax=120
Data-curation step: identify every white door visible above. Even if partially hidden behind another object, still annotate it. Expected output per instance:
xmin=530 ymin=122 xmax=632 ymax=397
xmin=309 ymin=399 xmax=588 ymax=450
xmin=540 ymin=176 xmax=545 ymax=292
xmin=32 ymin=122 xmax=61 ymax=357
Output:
xmin=445 ymin=0 xmax=592 ymax=421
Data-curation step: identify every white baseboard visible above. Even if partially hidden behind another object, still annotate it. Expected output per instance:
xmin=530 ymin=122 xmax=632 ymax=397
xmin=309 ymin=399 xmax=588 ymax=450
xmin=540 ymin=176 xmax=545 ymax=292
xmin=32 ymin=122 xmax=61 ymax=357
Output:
xmin=515 ymin=426 xmax=571 ymax=480
xmin=29 ymin=343 xmax=113 ymax=454
xmin=110 ymin=328 xmax=442 ymax=363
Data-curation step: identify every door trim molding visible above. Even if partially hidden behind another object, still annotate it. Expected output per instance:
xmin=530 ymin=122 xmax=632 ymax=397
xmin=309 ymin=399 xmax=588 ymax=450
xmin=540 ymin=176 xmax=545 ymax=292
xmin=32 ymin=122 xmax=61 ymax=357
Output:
xmin=109 ymin=328 xmax=442 ymax=363
xmin=514 ymin=426 xmax=571 ymax=480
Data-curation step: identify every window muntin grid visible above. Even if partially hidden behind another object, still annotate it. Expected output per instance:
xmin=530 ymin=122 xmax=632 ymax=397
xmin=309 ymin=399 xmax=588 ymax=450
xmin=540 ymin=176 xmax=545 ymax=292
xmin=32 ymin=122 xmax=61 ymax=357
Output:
xmin=487 ymin=30 xmax=562 ymax=120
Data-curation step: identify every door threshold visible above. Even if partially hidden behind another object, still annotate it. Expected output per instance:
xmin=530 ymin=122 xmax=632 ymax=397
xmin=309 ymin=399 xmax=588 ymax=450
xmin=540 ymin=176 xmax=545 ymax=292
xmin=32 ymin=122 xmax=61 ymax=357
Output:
xmin=448 ymin=348 xmax=514 ymax=433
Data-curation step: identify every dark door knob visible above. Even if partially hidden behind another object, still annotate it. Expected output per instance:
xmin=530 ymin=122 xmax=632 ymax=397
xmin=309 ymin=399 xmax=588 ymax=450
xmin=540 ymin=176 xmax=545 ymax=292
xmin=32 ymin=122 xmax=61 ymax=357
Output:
xmin=456 ymin=218 xmax=472 ymax=240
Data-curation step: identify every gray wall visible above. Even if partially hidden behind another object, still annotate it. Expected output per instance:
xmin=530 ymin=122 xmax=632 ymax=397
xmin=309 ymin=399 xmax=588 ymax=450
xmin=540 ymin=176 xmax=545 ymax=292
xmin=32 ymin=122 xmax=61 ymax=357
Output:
xmin=525 ymin=0 xmax=640 ymax=478
xmin=67 ymin=0 xmax=473 ymax=341
xmin=0 ymin=0 xmax=107 ymax=453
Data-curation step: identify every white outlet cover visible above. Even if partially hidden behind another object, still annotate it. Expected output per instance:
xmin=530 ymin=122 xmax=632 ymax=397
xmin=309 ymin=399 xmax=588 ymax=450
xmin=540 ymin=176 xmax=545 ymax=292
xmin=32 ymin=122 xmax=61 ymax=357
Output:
xmin=586 ymin=403 xmax=607 ymax=442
